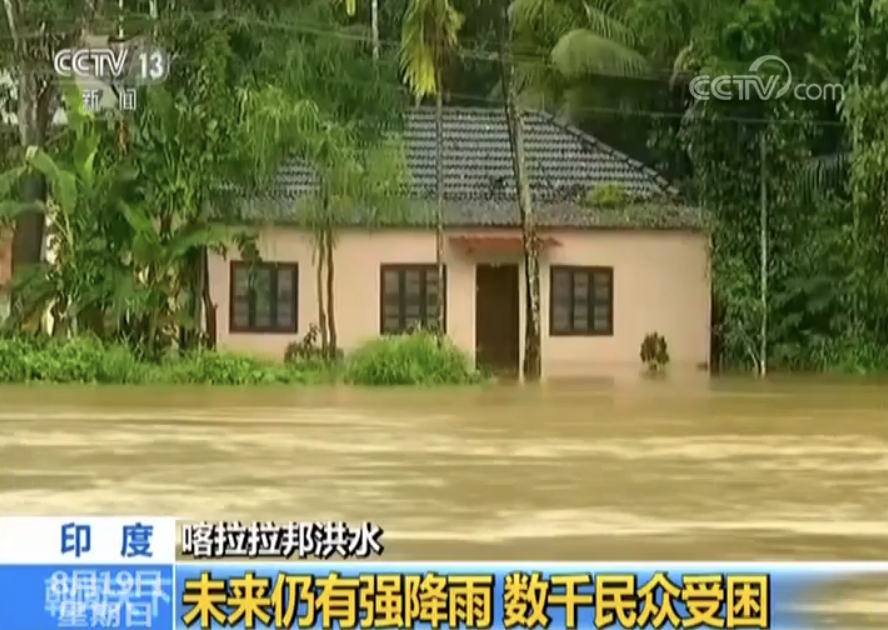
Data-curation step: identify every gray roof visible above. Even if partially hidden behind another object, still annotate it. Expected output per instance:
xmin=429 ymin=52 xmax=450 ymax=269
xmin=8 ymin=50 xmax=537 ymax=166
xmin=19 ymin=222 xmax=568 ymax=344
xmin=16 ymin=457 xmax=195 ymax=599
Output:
xmin=232 ymin=106 xmax=703 ymax=229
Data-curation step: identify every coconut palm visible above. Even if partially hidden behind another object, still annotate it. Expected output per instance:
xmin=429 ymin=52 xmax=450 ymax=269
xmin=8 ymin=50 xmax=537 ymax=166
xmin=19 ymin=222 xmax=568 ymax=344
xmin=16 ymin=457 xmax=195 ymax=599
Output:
xmin=399 ymin=0 xmax=464 ymax=335
xmin=507 ymin=0 xmax=649 ymax=114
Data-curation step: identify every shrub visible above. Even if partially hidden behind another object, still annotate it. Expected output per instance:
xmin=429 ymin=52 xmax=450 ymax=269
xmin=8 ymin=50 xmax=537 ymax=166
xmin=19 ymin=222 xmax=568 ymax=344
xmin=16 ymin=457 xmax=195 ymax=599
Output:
xmin=284 ymin=324 xmax=325 ymax=362
xmin=154 ymin=350 xmax=295 ymax=385
xmin=586 ymin=183 xmax=631 ymax=208
xmin=0 ymin=335 xmax=146 ymax=383
xmin=640 ymin=332 xmax=670 ymax=372
xmin=0 ymin=331 xmax=483 ymax=386
xmin=345 ymin=330 xmax=481 ymax=385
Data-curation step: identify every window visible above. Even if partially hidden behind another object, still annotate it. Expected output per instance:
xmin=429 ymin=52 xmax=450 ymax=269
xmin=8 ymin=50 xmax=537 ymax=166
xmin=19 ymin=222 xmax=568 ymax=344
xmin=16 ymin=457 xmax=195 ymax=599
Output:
xmin=550 ymin=266 xmax=613 ymax=336
xmin=230 ymin=262 xmax=298 ymax=333
xmin=380 ymin=265 xmax=445 ymax=334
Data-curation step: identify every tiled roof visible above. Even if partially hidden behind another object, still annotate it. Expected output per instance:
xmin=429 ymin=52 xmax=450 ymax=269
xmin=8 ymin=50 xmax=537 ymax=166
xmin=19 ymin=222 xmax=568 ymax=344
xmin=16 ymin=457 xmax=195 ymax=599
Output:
xmin=234 ymin=197 xmax=703 ymax=230
xmin=231 ymin=106 xmax=702 ymax=229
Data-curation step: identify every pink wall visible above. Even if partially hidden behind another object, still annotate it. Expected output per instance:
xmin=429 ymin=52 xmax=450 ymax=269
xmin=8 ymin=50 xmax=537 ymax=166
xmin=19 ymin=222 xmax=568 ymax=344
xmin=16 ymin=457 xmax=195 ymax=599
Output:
xmin=208 ymin=226 xmax=711 ymax=378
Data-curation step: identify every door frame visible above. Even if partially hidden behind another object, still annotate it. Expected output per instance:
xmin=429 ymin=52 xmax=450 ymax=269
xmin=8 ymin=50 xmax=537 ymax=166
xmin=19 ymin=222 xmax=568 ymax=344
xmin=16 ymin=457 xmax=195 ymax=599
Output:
xmin=474 ymin=262 xmax=520 ymax=374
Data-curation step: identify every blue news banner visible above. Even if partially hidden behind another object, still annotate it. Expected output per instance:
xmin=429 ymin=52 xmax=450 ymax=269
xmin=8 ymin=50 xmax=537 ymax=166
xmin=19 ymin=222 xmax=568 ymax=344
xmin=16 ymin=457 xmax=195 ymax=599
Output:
xmin=3 ymin=559 xmax=887 ymax=629
xmin=0 ymin=517 xmax=884 ymax=629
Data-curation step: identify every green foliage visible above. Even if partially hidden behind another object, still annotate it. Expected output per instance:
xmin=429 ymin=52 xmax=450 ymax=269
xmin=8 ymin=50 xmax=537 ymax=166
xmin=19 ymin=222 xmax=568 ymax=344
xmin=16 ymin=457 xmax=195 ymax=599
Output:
xmin=283 ymin=324 xmax=343 ymax=370
xmin=587 ymin=183 xmax=631 ymax=208
xmin=623 ymin=0 xmax=888 ymax=374
xmin=2 ymin=0 xmax=407 ymax=360
xmin=0 ymin=335 xmax=319 ymax=385
xmin=346 ymin=330 xmax=482 ymax=385
xmin=0 ymin=335 xmax=146 ymax=384
xmin=153 ymin=350 xmax=318 ymax=385
xmin=0 ymin=332 xmax=484 ymax=385
xmin=5 ymin=0 xmax=888 ymax=378
xmin=284 ymin=324 xmax=327 ymax=363
xmin=400 ymin=0 xmax=465 ymax=100
xmin=640 ymin=332 xmax=670 ymax=371
xmin=509 ymin=0 xmax=649 ymax=112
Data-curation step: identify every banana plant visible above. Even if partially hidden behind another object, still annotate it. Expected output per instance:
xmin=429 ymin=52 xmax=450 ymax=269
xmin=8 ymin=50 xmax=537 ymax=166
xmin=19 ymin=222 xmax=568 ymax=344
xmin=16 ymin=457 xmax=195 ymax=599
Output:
xmin=0 ymin=83 xmax=233 ymax=345
xmin=1 ymin=86 xmax=134 ymax=336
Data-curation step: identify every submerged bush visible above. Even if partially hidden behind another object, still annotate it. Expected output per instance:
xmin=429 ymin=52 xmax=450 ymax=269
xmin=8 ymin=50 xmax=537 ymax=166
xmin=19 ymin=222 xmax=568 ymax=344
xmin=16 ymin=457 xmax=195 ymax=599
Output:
xmin=0 ymin=335 xmax=147 ymax=383
xmin=640 ymin=332 xmax=670 ymax=372
xmin=153 ymin=350 xmax=296 ymax=385
xmin=0 ymin=331 xmax=482 ymax=386
xmin=346 ymin=330 xmax=481 ymax=385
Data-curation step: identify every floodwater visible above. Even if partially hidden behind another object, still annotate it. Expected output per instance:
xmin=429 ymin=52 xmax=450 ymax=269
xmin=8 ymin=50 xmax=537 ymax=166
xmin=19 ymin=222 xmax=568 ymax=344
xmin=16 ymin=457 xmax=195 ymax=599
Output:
xmin=1 ymin=377 xmax=887 ymax=624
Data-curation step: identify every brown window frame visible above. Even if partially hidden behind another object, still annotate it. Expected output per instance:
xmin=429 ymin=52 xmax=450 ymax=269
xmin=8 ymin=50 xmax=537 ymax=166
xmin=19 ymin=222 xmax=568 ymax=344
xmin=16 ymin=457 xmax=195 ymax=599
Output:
xmin=379 ymin=264 xmax=447 ymax=334
xmin=549 ymin=265 xmax=614 ymax=336
xmin=229 ymin=261 xmax=299 ymax=333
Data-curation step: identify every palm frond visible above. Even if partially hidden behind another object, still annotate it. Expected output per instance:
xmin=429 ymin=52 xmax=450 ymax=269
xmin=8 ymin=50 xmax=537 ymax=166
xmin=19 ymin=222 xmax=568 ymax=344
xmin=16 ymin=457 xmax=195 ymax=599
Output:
xmin=582 ymin=0 xmax=637 ymax=47
xmin=551 ymin=28 xmax=649 ymax=79
xmin=399 ymin=0 xmax=464 ymax=100
xmin=509 ymin=0 xmax=549 ymax=30
xmin=670 ymin=43 xmax=694 ymax=86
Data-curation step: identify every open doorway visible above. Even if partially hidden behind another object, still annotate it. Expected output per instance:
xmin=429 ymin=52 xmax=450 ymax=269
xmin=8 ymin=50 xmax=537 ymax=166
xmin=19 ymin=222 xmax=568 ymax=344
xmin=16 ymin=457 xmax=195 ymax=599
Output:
xmin=475 ymin=263 xmax=520 ymax=374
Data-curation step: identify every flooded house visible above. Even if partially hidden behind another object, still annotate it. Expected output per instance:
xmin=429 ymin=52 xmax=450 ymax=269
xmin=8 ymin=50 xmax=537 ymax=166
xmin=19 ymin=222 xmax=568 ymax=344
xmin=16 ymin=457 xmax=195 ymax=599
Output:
xmin=209 ymin=107 xmax=710 ymax=377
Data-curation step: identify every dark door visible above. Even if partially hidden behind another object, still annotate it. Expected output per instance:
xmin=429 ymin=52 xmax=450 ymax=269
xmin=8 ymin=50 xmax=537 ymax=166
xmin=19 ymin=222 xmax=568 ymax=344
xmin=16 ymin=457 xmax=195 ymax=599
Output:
xmin=475 ymin=264 xmax=520 ymax=374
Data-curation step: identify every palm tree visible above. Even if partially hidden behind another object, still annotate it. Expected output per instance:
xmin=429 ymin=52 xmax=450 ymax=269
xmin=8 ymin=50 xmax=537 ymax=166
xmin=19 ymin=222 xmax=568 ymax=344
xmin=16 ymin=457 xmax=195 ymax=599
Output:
xmin=508 ymin=0 xmax=648 ymax=115
xmin=499 ymin=1 xmax=543 ymax=380
xmin=499 ymin=0 xmax=648 ymax=380
xmin=399 ymin=0 xmax=464 ymax=335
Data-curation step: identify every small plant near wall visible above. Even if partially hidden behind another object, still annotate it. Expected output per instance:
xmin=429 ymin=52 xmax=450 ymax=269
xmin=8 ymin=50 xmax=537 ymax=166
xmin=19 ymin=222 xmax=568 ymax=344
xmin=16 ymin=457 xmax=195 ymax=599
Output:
xmin=585 ymin=183 xmax=632 ymax=208
xmin=640 ymin=332 xmax=670 ymax=372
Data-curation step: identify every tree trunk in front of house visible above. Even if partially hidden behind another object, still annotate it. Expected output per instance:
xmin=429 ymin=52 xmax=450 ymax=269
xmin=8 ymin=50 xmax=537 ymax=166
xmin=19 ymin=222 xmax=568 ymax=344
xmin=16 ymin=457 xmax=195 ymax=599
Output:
xmin=182 ymin=245 xmax=209 ymax=350
xmin=434 ymin=76 xmax=446 ymax=337
xmin=5 ymin=0 xmax=55 ymax=324
xmin=499 ymin=8 xmax=542 ymax=381
xmin=324 ymin=228 xmax=337 ymax=356
xmin=201 ymin=247 xmax=217 ymax=348
xmin=178 ymin=247 xmax=200 ymax=351
xmin=146 ymin=265 xmax=158 ymax=358
xmin=508 ymin=102 xmax=542 ymax=381
xmin=10 ymin=74 xmax=50 ymax=318
xmin=315 ymin=233 xmax=328 ymax=351
xmin=51 ymin=298 xmax=66 ymax=338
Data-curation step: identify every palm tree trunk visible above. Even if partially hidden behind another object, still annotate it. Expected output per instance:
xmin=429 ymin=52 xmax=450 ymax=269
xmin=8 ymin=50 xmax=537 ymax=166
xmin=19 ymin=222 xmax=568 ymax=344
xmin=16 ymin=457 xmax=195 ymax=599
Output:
xmin=371 ymin=0 xmax=379 ymax=60
xmin=758 ymin=134 xmax=767 ymax=376
xmin=315 ymin=232 xmax=328 ymax=351
xmin=434 ymin=78 xmax=446 ymax=336
xmin=146 ymin=266 xmax=158 ymax=358
xmin=499 ymin=9 xmax=542 ymax=381
xmin=850 ymin=0 xmax=862 ymax=331
xmin=178 ymin=247 xmax=201 ymax=350
xmin=200 ymin=247 xmax=217 ymax=348
xmin=324 ymin=228 xmax=337 ymax=355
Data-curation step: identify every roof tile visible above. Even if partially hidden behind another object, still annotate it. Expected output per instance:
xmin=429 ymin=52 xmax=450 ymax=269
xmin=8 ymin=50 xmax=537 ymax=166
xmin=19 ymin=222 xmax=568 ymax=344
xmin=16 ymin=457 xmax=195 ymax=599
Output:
xmin=231 ymin=106 xmax=701 ymax=229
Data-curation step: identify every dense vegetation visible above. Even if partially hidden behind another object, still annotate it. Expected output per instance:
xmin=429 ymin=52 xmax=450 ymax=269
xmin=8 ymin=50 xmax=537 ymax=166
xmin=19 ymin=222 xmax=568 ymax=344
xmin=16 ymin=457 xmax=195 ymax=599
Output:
xmin=3 ymin=0 xmax=888 ymax=380
xmin=0 ymin=330 xmax=481 ymax=385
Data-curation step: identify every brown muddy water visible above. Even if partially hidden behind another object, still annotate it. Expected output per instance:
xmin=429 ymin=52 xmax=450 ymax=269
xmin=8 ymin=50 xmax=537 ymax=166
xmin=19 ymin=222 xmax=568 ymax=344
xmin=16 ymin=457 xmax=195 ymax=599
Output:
xmin=1 ymin=378 xmax=887 ymax=624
